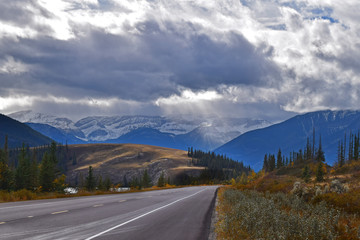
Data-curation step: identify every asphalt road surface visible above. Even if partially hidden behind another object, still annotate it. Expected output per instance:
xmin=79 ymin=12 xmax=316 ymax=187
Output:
xmin=0 ymin=186 xmax=218 ymax=240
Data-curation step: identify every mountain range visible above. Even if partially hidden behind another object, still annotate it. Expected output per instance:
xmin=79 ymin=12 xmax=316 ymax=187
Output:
xmin=8 ymin=110 xmax=271 ymax=151
xmin=4 ymin=110 xmax=360 ymax=171
xmin=216 ymin=110 xmax=360 ymax=171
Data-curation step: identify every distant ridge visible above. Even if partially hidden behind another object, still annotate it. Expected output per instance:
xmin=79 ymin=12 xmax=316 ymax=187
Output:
xmin=9 ymin=110 xmax=271 ymax=150
xmin=0 ymin=114 xmax=53 ymax=148
xmin=216 ymin=110 xmax=360 ymax=171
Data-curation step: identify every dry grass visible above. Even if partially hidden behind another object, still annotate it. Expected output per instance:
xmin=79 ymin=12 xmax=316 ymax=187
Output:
xmin=0 ymin=184 xmax=182 ymax=203
xmin=68 ymin=143 xmax=193 ymax=171
xmin=216 ymin=187 xmax=360 ymax=240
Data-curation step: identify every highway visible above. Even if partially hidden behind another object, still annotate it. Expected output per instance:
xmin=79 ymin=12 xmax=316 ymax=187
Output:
xmin=0 ymin=186 xmax=218 ymax=240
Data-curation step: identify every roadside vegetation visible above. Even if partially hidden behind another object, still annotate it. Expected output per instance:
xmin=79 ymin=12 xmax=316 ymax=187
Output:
xmin=215 ymin=130 xmax=360 ymax=239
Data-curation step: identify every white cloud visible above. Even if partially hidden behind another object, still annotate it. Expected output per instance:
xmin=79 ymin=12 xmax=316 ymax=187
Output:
xmin=0 ymin=56 xmax=29 ymax=74
xmin=155 ymin=89 xmax=222 ymax=106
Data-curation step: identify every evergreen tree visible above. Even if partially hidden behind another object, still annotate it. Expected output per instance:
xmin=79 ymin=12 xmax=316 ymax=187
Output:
xmin=142 ymin=169 xmax=151 ymax=188
xmin=269 ymin=155 xmax=276 ymax=171
xmin=97 ymin=175 xmax=104 ymax=190
xmin=354 ymin=133 xmax=360 ymax=161
xmin=339 ymin=141 xmax=345 ymax=167
xmin=39 ymin=152 xmax=55 ymax=191
xmin=104 ymin=176 xmax=112 ymax=191
xmin=29 ymin=150 xmax=39 ymax=190
xmin=0 ymin=136 xmax=12 ymax=191
xmin=130 ymin=177 xmax=140 ymax=189
xmin=316 ymin=162 xmax=324 ymax=182
xmin=262 ymin=154 xmax=269 ymax=172
xmin=305 ymin=137 xmax=312 ymax=161
xmin=15 ymin=144 xmax=31 ymax=190
xmin=276 ymin=149 xmax=282 ymax=169
xmin=312 ymin=128 xmax=316 ymax=161
xmin=157 ymin=171 xmax=165 ymax=187
xmin=86 ymin=166 xmax=96 ymax=191
xmin=123 ymin=175 xmax=128 ymax=187
xmin=349 ymin=132 xmax=354 ymax=161
xmin=302 ymin=165 xmax=310 ymax=183
xmin=315 ymin=135 xmax=325 ymax=162
xmin=49 ymin=141 xmax=61 ymax=176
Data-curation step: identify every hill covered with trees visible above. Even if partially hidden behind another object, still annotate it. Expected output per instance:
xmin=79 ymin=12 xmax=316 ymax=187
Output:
xmin=0 ymin=114 xmax=53 ymax=148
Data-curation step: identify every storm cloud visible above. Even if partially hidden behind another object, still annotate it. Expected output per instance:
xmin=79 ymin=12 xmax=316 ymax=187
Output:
xmin=0 ymin=0 xmax=359 ymax=120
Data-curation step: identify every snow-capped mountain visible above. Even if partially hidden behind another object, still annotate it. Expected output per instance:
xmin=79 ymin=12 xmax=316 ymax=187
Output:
xmin=8 ymin=110 xmax=272 ymax=150
xmin=9 ymin=110 xmax=76 ymax=130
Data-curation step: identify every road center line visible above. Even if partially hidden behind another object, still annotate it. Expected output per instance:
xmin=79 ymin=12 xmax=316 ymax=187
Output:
xmin=93 ymin=204 xmax=103 ymax=207
xmin=51 ymin=210 xmax=68 ymax=215
xmin=85 ymin=188 xmax=207 ymax=240
xmin=0 ymin=222 xmax=5 ymax=224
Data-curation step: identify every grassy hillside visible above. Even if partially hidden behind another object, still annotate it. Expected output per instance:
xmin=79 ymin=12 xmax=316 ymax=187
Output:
xmin=64 ymin=143 xmax=204 ymax=185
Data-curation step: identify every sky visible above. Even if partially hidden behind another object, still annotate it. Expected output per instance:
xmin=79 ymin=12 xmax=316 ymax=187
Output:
xmin=0 ymin=0 xmax=359 ymax=121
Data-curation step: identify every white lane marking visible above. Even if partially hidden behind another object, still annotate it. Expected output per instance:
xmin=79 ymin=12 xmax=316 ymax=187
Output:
xmin=118 ymin=200 xmax=126 ymax=203
xmin=93 ymin=204 xmax=103 ymax=208
xmin=51 ymin=210 xmax=68 ymax=215
xmin=0 ymin=222 xmax=5 ymax=224
xmin=85 ymin=187 xmax=208 ymax=240
xmin=28 ymin=216 xmax=34 ymax=218
xmin=0 ymin=196 xmax=112 ymax=210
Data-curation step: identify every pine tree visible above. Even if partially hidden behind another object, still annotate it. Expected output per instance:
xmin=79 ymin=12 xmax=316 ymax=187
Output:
xmin=39 ymin=152 xmax=55 ymax=192
xmin=86 ymin=166 xmax=96 ymax=191
xmin=142 ymin=169 xmax=151 ymax=188
xmin=339 ymin=141 xmax=345 ymax=167
xmin=306 ymin=137 xmax=312 ymax=161
xmin=262 ymin=154 xmax=269 ymax=172
xmin=302 ymin=165 xmax=310 ymax=183
xmin=316 ymin=162 xmax=324 ymax=182
xmin=130 ymin=177 xmax=140 ymax=189
xmin=269 ymin=155 xmax=276 ymax=171
xmin=354 ymin=132 xmax=360 ymax=161
xmin=123 ymin=175 xmax=128 ymax=187
xmin=97 ymin=175 xmax=104 ymax=191
xmin=344 ymin=133 xmax=347 ymax=162
xmin=312 ymin=128 xmax=316 ymax=161
xmin=15 ymin=144 xmax=31 ymax=190
xmin=29 ymin=150 xmax=39 ymax=190
xmin=157 ymin=171 xmax=165 ymax=187
xmin=49 ymin=141 xmax=59 ymax=176
xmin=349 ymin=132 xmax=354 ymax=161
xmin=276 ymin=149 xmax=282 ymax=169
xmin=315 ymin=135 xmax=325 ymax=162
xmin=104 ymin=176 xmax=112 ymax=191
xmin=0 ymin=136 xmax=12 ymax=191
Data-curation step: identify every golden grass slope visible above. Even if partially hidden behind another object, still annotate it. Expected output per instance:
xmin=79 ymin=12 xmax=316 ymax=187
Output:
xmin=65 ymin=143 xmax=203 ymax=185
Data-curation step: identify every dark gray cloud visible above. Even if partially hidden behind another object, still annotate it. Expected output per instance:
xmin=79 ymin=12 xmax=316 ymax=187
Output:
xmin=0 ymin=19 xmax=280 ymax=102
